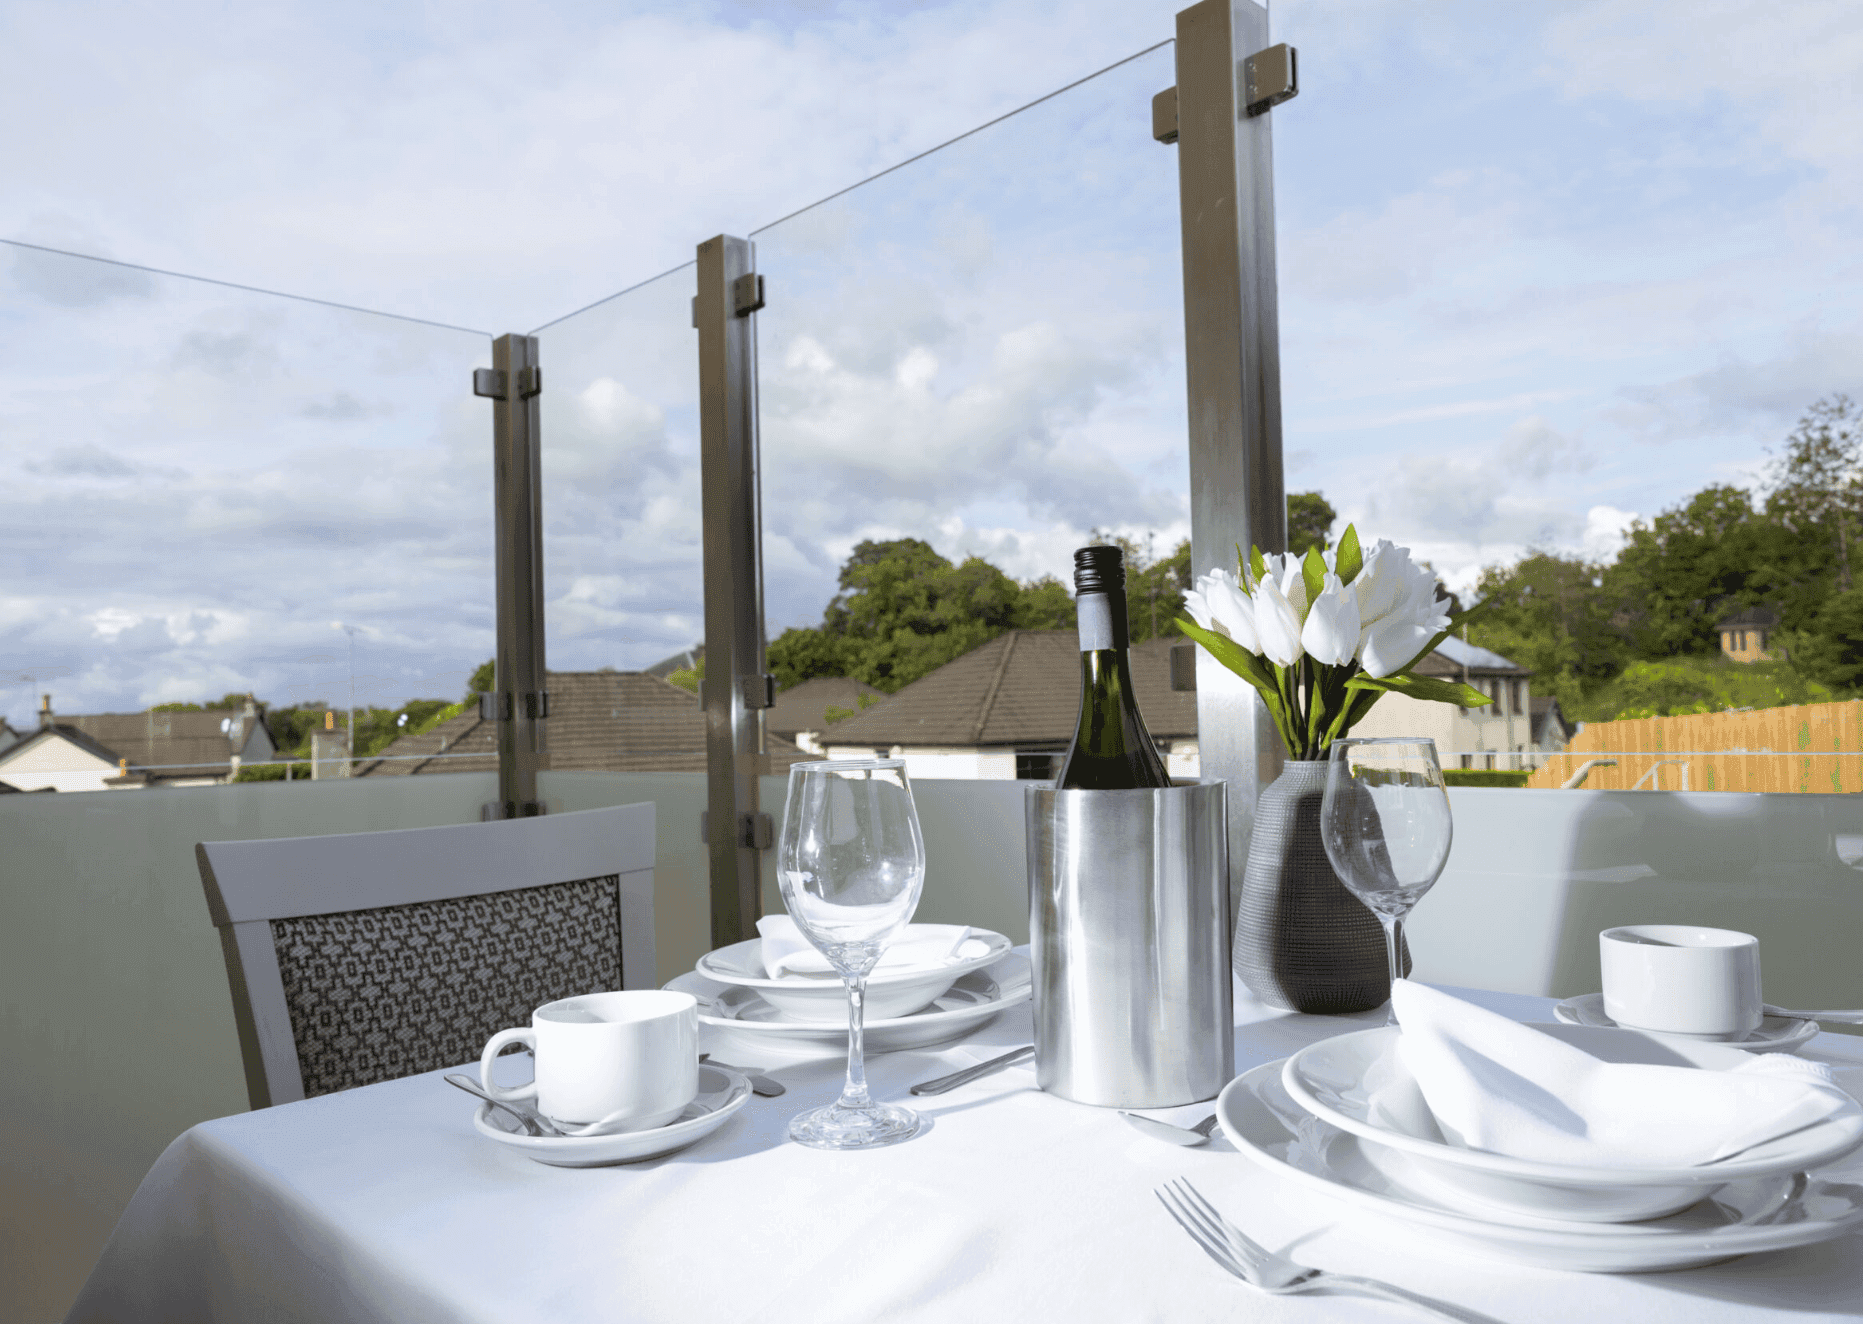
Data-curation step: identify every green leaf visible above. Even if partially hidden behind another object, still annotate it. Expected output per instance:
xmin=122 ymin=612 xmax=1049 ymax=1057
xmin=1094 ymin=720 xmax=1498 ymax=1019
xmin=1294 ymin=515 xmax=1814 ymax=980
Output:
xmin=1177 ymin=617 xmax=1300 ymax=752
xmin=1347 ymin=673 xmax=1492 ymax=708
xmin=1301 ymin=545 xmax=1327 ymax=613
xmin=1335 ymin=524 xmax=1363 ymax=586
xmin=1177 ymin=618 xmax=1276 ymax=697
xmin=1249 ymin=544 xmax=1267 ymax=586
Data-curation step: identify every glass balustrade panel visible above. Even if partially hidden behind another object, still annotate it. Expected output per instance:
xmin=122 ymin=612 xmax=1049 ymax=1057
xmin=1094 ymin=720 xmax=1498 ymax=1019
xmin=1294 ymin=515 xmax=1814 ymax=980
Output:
xmin=750 ymin=43 xmax=1189 ymax=778
xmin=0 ymin=243 xmax=491 ymax=783
xmin=533 ymin=264 xmax=707 ymax=771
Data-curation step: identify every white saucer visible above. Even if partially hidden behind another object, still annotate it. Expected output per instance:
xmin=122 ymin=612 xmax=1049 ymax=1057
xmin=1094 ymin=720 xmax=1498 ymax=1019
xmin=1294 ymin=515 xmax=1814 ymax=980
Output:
xmin=666 ymin=952 xmax=1030 ymax=1061
xmin=471 ymin=1065 xmax=750 ymax=1167
xmin=1554 ymin=994 xmax=1819 ymax=1053
xmin=1218 ymin=1062 xmax=1863 ymax=1273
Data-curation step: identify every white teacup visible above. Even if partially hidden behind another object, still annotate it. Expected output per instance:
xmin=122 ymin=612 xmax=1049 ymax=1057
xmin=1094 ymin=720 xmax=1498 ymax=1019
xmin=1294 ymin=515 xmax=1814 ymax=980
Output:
xmin=1600 ymin=925 xmax=1763 ymax=1041
xmin=479 ymin=989 xmax=698 ymax=1129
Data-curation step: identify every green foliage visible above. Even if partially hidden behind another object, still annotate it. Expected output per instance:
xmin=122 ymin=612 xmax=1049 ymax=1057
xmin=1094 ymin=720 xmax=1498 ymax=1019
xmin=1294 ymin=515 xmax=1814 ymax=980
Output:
xmin=150 ymin=693 xmax=248 ymax=712
xmin=467 ymin=659 xmax=495 ymax=699
xmin=822 ymin=693 xmax=881 ymax=724
xmin=769 ymin=538 xmax=1087 ymax=693
xmin=1085 ymin=531 xmax=1190 ymax=643
xmin=1444 ymin=769 xmax=1531 ymax=788
xmin=1287 ymin=491 xmax=1337 ymax=556
xmin=1569 ymin=656 xmax=1831 ymax=723
xmin=666 ymin=657 xmax=703 ymax=694
xmin=265 ymin=704 xmax=335 ymax=756
xmin=1764 ymin=394 xmax=1860 ymax=594
xmin=264 ymin=697 xmax=463 ymax=760
xmin=1781 ymin=587 xmax=1863 ymax=691
xmin=1461 ymin=393 xmax=1863 ymax=719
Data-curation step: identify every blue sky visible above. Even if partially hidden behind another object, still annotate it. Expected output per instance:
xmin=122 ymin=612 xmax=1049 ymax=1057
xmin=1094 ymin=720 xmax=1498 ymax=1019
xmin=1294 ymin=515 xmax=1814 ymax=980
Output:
xmin=2 ymin=0 xmax=1860 ymax=725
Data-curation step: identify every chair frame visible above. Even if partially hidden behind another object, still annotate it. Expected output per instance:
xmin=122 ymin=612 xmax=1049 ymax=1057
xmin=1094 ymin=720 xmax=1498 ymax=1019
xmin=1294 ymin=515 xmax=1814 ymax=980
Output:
xmin=198 ymin=802 xmax=655 ymax=1109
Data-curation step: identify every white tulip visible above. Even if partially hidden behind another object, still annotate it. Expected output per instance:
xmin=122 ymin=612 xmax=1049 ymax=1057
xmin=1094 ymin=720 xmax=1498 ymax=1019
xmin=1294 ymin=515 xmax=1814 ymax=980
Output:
xmin=1301 ymin=572 xmax=1362 ymax=667
xmin=1184 ymin=568 xmax=1261 ymax=654
xmin=1252 ymin=572 xmax=1306 ymax=667
xmin=1354 ymin=543 xmax=1452 ymax=678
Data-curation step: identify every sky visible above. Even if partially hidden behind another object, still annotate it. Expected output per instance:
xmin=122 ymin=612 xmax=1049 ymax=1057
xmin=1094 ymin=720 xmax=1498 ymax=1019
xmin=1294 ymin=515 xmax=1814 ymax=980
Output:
xmin=2 ymin=0 xmax=1860 ymax=727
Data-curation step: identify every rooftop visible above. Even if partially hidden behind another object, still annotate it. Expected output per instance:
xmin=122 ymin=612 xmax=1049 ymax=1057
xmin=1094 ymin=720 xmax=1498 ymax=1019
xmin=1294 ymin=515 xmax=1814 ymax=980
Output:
xmin=822 ymin=632 xmax=1196 ymax=749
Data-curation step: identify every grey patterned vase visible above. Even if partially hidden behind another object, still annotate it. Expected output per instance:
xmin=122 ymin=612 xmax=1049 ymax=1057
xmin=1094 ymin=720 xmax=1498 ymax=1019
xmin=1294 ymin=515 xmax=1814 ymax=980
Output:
xmin=1232 ymin=760 xmax=1409 ymax=1013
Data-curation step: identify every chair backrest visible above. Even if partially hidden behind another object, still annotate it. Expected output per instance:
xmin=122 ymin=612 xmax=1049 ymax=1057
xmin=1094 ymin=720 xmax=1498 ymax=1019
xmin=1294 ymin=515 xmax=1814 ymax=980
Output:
xmin=197 ymin=803 xmax=655 ymax=1109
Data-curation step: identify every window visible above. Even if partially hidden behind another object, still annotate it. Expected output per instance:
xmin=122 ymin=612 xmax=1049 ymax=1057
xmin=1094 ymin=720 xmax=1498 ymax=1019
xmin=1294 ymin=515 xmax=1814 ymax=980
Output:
xmin=1016 ymin=753 xmax=1055 ymax=781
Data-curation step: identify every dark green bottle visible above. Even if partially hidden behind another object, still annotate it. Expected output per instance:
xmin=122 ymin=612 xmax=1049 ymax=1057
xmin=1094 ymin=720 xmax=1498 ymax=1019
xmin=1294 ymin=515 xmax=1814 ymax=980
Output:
xmin=1053 ymin=545 xmax=1171 ymax=790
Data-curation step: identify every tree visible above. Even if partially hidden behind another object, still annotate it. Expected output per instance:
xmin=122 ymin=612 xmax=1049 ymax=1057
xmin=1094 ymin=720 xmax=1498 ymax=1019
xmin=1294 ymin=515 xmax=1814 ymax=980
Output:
xmin=1606 ymin=485 xmax=1794 ymax=658
xmin=1765 ymin=395 xmax=1861 ymax=593
xmin=151 ymin=693 xmax=248 ymax=712
xmin=1086 ymin=530 xmax=1189 ymax=643
xmin=467 ymin=659 xmax=495 ymax=698
xmin=1469 ymin=552 xmax=1626 ymax=685
xmin=769 ymin=538 xmax=1087 ymax=692
xmin=1780 ymin=587 xmax=1863 ymax=693
xmin=1287 ymin=491 xmax=1337 ymax=556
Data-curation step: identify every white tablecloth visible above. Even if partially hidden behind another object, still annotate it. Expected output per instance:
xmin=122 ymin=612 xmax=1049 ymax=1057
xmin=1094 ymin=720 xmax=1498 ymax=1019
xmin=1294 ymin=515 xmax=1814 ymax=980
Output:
xmin=67 ymin=978 xmax=1863 ymax=1324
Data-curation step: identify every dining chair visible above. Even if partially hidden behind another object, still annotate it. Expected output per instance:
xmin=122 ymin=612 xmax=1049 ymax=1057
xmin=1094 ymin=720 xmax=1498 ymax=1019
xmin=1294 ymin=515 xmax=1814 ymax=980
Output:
xmin=197 ymin=802 xmax=656 ymax=1109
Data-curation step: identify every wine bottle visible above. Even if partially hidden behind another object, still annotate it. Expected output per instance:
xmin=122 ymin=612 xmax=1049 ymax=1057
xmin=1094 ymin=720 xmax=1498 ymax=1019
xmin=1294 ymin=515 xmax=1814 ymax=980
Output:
xmin=1053 ymin=545 xmax=1172 ymax=790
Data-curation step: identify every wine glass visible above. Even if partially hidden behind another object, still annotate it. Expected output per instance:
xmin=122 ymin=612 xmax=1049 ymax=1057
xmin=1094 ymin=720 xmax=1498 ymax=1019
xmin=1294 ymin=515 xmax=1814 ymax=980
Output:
xmin=1320 ymin=738 xmax=1453 ymax=1023
xmin=776 ymin=758 xmax=927 ymax=1149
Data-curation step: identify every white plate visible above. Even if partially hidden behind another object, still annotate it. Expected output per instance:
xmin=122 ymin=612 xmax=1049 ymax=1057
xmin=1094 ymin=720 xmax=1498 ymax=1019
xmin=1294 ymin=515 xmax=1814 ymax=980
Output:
xmin=695 ymin=927 xmax=1013 ymax=1023
xmin=1281 ymin=1024 xmax=1863 ymax=1222
xmin=1555 ymin=993 xmax=1820 ymax=1054
xmin=1219 ymin=1062 xmax=1863 ymax=1272
xmin=666 ymin=952 xmax=1030 ymax=1060
xmin=471 ymin=1065 xmax=750 ymax=1167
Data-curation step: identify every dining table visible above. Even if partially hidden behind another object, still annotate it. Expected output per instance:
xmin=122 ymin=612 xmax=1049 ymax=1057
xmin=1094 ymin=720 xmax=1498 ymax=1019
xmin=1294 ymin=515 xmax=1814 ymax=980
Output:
xmin=65 ymin=965 xmax=1863 ymax=1324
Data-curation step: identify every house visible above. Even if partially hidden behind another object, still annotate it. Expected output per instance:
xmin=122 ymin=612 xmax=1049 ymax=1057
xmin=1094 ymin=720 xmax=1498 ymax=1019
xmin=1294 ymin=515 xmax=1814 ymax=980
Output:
xmin=0 ymin=694 xmax=277 ymax=793
xmin=1717 ymin=605 xmax=1780 ymax=663
xmin=766 ymin=676 xmax=887 ymax=755
xmin=357 ymin=669 xmax=812 ymax=776
xmin=818 ymin=631 xmax=1198 ymax=780
xmin=1348 ymin=636 xmax=1559 ymax=768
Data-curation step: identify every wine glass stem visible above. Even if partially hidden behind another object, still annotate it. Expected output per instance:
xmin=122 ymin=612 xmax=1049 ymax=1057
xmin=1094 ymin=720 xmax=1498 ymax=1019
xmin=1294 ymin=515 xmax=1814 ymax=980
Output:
xmin=1379 ymin=912 xmax=1406 ymax=1026
xmin=838 ymin=973 xmax=873 ymax=1111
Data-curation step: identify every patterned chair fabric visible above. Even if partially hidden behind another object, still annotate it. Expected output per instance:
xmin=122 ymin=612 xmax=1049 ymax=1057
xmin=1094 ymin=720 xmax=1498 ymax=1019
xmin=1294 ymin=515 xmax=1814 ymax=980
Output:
xmin=271 ymin=874 xmax=623 ymax=1098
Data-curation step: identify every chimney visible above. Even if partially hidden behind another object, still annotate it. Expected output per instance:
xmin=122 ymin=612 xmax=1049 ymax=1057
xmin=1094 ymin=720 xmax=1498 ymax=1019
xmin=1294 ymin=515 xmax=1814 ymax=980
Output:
xmin=39 ymin=694 xmax=53 ymax=730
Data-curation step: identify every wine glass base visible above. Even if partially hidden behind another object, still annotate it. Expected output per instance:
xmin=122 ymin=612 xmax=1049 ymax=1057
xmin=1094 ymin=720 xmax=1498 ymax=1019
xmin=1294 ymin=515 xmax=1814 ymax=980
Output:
xmin=787 ymin=1101 xmax=921 ymax=1150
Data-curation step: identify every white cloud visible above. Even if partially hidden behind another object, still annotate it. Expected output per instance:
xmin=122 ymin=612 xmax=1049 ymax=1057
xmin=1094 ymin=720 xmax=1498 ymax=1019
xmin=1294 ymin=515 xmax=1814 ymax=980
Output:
xmin=1581 ymin=505 xmax=1639 ymax=561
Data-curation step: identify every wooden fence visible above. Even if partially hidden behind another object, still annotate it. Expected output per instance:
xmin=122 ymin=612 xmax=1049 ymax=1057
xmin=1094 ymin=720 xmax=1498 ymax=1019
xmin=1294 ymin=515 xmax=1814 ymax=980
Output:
xmin=1526 ymin=701 xmax=1863 ymax=793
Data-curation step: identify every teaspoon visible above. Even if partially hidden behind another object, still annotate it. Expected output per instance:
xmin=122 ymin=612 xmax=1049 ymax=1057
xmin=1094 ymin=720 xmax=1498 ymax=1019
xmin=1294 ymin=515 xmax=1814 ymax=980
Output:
xmin=1764 ymin=1004 xmax=1863 ymax=1025
xmin=444 ymin=1074 xmax=559 ymax=1137
xmin=1120 ymin=1111 xmax=1220 ymax=1147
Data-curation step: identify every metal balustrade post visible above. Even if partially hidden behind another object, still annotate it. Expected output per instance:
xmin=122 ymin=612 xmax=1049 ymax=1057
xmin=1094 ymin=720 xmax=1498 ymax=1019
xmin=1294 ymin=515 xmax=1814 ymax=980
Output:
xmin=696 ymin=236 xmax=772 ymax=949
xmin=1163 ymin=0 xmax=1294 ymax=922
xmin=473 ymin=333 xmax=548 ymax=819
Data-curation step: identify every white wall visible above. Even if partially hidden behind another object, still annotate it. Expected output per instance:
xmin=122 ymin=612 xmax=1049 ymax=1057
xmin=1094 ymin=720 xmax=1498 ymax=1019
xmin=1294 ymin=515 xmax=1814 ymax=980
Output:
xmin=0 ymin=735 xmax=118 ymax=792
xmin=1348 ymin=690 xmax=1535 ymax=764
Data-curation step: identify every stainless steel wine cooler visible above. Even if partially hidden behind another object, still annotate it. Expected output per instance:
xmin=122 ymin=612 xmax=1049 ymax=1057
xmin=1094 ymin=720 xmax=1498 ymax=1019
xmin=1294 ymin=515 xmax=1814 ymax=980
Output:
xmin=1025 ymin=782 xmax=1233 ymax=1107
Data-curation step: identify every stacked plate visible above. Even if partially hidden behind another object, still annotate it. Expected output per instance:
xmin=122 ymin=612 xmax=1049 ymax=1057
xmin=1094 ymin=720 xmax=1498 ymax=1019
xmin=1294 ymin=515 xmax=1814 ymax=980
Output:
xmin=1217 ymin=1023 xmax=1863 ymax=1272
xmin=664 ymin=925 xmax=1027 ymax=1062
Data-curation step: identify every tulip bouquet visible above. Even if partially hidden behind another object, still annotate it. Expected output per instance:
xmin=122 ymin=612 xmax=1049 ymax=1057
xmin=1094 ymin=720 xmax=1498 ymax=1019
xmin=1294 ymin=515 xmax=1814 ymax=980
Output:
xmin=1178 ymin=526 xmax=1490 ymax=761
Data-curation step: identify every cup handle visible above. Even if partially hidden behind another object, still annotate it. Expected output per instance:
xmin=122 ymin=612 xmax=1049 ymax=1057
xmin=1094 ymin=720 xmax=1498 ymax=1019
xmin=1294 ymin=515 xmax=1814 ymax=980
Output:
xmin=479 ymin=1028 xmax=538 ymax=1103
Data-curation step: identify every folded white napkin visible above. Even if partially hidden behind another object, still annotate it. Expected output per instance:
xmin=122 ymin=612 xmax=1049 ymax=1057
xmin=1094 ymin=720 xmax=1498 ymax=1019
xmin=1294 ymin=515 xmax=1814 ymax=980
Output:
xmin=1390 ymin=980 xmax=1857 ymax=1168
xmin=756 ymin=916 xmax=991 ymax=980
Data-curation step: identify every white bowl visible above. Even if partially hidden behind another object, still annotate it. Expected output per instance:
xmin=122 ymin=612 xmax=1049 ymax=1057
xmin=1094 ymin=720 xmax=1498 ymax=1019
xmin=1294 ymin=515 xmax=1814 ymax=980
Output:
xmin=693 ymin=926 xmax=1011 ymax=1023
xmin=1282 ymin=1023 xmax=1863 ymax=1223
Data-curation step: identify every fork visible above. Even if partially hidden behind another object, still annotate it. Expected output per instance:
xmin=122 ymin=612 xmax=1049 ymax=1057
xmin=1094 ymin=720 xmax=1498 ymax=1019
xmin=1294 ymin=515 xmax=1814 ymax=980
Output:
xmin=1154 ymin=1179 xmax=1498 ymax=1323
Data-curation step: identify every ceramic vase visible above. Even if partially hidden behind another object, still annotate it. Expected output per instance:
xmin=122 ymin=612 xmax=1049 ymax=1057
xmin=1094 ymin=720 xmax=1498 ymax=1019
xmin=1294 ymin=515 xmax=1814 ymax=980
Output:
xmin=1232 ymin=759 xmax=1409 ymax=1013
